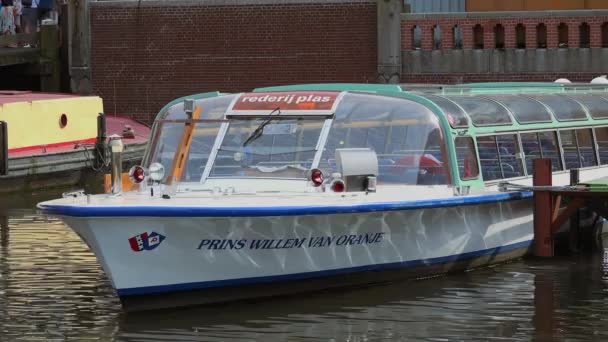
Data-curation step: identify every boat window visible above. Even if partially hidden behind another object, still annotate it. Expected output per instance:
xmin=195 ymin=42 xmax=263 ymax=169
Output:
xmin=595 ymin=127 xmax=608 ymax=165
xmin=446 ymin=96 xmax=512 ymax=126
xmin=526 ymin=94 xmax=587 ymax=121
xmin=483 ymin=95 xmax=552 ymax=124
xmin=321 ymin=93 xmax=449 ymax=185
xmin=146 ymin=95 xmax=237 ymax=182
xmin=454 ymin=137 xmax=479 ymax=180
xmin=559 ymin=129 xmax=597 ymax=169
xmin=477 ymin=134 xmax=525 ymax=181
xmin=521 ymin=131 xmax=562 ymax=172
xmin=419 ymin=94 xmax=469 ymax=128
xmin=210 ymin=118 xmax=324 ymax=179
xmin=148 ymin=122 xmax=222 ymax=183
xmin=566 ymin=95 xmax=608 ymax=119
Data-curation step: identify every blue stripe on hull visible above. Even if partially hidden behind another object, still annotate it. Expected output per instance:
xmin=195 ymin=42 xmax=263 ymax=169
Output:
xmin=41 ymin=191 xmax=533 ymax=218
xmin=117 ymin=240 xmax=532 ymax=296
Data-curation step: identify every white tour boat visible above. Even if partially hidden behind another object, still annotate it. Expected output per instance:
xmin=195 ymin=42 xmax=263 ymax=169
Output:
xmin=38 ymin=82 xmax=608 ymax=310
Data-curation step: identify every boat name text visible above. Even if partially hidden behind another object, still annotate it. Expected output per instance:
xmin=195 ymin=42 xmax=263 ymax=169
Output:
xmin=196 ymin=232 xmax=385 ymax=251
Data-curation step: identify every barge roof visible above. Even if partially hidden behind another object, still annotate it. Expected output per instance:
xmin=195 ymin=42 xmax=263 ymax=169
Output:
xmin=0 ymin=90 xmax=82 ymax=105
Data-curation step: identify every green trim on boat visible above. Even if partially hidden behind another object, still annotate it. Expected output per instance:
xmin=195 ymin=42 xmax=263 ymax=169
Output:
xmin=253 ymin=83 xmax=402 ymax=93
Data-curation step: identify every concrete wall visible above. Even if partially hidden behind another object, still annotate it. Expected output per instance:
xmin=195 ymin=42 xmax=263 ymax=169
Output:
xmin=467 ymin=0 xmax=608 ymax=12
xmin=403 ymin=48 xmax=608 ymax=74
xmin=90 ymin=0 xmax=377 ymax=122
xmin=401 ymin=10 xmax=608 ymax=83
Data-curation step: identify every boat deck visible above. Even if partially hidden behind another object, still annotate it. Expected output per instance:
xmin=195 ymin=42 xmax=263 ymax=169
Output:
xmin=8 ymin=116 xmax=149 ymax=158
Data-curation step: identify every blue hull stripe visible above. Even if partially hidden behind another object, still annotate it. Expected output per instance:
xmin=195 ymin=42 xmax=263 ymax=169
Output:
xmin=117 ymin=240 xmax=532 ymax=296
xmin=40 ymin=191 xmax=532 ymax=218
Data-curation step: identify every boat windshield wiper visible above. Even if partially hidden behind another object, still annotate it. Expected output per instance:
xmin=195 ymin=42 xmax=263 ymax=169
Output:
xmin=242 ymin=107 xmax=281 ymax=147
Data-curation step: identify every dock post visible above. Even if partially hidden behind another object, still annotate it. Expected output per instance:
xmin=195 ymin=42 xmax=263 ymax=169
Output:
xmin=40 ymin=23 xmax=61 ymax=92
xmin=0 ymin=214 xmax=7 ymax=248
xmin=533 ymin=159 xmax=553 ymax=257
xmin=95 ymin=113 xmax=107 ymax=170
xmin=0 ymin=121 xmax=6 ymax=176
xmin=108 ymin=136 xmax=124 ymax=195
xmin=569 ymin=169 xmax=580 ymax=253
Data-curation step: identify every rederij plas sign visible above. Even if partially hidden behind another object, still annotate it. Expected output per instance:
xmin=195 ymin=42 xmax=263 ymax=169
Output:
xmin=226 ymin=91 xmax=344 ymax=117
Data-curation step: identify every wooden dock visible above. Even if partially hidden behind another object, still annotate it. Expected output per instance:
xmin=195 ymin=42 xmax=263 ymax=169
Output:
xmin=530 ymin=159 xmax=608 ymax=257
xmin=0 ymin=25 xmax=61 ymax=92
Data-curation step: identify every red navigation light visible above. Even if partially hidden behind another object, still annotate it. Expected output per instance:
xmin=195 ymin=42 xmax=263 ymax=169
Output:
xmin=331 ymin=180 xmax=345 ymax=193
xmin=129 ymin=165 xmax=146 ymax=183
xmin=310 ymin=168 xmax=324 ymax=187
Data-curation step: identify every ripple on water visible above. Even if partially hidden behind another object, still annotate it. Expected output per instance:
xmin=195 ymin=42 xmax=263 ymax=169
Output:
xmin=1 ymin=210 xmax=608 ymax=341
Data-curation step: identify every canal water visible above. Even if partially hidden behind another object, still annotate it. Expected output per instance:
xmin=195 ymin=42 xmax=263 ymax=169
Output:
xmin=1 ymin=190 xmax=608 ymax=341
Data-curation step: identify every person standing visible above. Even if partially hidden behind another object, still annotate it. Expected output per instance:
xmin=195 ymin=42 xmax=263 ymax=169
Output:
xmin=20 ymin=0 xmax=35 ymax=47
xmin=14 ymin=0 xmax=21 ymax=33
xmin=0 ymin=0 xmax=17 ymax=47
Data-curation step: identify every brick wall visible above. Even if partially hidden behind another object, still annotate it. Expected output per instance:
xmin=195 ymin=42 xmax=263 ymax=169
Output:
xmin=401 ymin=11 xmax=608 ymax=84
xmin=91 ymin=1 xmax=377 ymax=123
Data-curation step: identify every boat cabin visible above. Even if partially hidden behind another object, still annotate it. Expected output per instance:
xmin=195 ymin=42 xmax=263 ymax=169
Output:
xmin=139 ymin=83 xmax=608 ymax=194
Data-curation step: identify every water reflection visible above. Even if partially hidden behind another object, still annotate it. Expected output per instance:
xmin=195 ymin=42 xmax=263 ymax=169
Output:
xmin=119 ymin=253 xmax=608 ymax=341
xmin=1 ymin=212 xmax=8 ymax=247
xmin=0 ymin=206 xmax=608 ymax=340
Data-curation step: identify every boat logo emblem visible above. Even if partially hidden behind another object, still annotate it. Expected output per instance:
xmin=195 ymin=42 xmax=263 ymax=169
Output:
xmin=128 ymin=232 xmax=166 ymax=252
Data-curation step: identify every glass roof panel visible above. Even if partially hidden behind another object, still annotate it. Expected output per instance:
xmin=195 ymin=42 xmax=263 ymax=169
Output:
xmin=334 ymin=93 xmax=437 ymax=125
xmin=525 ymin=94 xmax=587 ymax=121
xmin=418 ymin=94 xmax=469 ymax=128
xmin=482 ymin=95 xmax=552 ymax=124
xmin=566 ymin=95 xmax=608 ymax=119
xmin=160 ymin=94 xmax=237 ymax=120
xmin=445 ymin=96 xmax=512 ymax=126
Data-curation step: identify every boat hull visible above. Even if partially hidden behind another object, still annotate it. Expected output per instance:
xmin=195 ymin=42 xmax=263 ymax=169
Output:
xmin=1 ymin=141 xmax=147 ymax=193
xmin=120 ymin=244 xmax=528 ymax=311
xmin=60 ymin=196 xmax=533 ymax=311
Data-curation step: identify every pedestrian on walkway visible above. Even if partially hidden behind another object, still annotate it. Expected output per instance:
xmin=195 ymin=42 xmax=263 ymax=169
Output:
xmin=21 ymin=0 xmax=37 ymax=46
xmin=0 ymin=0 xmax=17 ymax=47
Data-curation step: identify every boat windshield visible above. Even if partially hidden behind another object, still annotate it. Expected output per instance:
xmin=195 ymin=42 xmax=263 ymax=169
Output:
xmin=146 ymin=92 xmax=449 ymax=187
xmin=209 ymin=117 xmax=325 ymax=179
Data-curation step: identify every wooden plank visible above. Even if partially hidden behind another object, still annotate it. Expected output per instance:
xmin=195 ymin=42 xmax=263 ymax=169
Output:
xmin=551 ymin=194 xmax=561 ymax=223
xmin=166 ymin=106 xmax=202 ymax=185
xmin=0 ymin=47 xmax=39 ymax=66
xmin=551 ymin=197 xmax=586 ymax=233
xmin=0 ymin=33 xmax=39 ymax=46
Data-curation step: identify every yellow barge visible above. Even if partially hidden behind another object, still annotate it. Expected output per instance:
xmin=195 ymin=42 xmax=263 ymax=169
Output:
xmin=0 ymin=91 xmax=149 ymax=193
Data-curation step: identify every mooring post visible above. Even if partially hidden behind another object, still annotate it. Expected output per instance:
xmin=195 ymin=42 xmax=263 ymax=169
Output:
xmin=40 ymin=23 xmax=61 ymax=92
xmin=569 ymin=168 xmax=580 ymax=253
xmin=0 ymin=121 xmax=7 ymax=176
xmin=108 ymin=135 xmax=124 ymax=195
xmin=533 ymin=158 xmax=553 ymax=257
xmin=95 ymin=113 xmax=107 ymax=170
